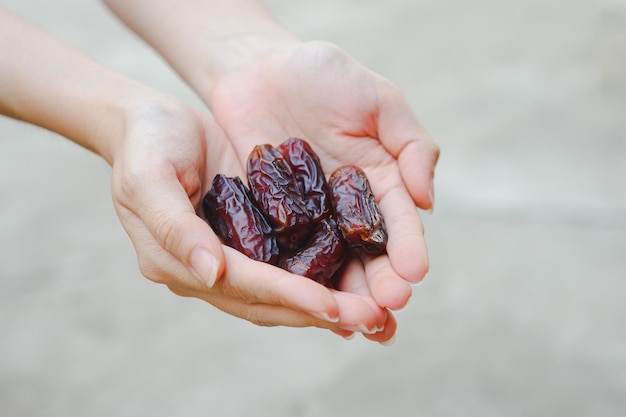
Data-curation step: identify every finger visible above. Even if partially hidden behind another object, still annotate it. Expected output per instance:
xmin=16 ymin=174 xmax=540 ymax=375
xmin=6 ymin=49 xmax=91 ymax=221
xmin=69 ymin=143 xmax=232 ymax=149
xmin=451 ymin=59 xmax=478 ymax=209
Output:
xmin=189 ymin=249 xmax=392 ymax=331
xmin=376 ymin=83 xmax=440 ymax=210
xmin=363 ymin=309 xmax=398 ymax=345
xmin=197 ymin=288 xmax=392 ymax=332
xmin=333 ymin=290 xmax=387 ymax=334
xmin=331 ymin=329 xmax=357 ymax=340
xmin=361 ymin=253 xmax=412 ymax=311
xmin=122 ymin=223 xmax=343 ymax=328
xmin=195 ymin=293 xmax=339 ymax=329
xmin=115 ymin=205 xmax=203 ymax=289
xmin=115 ymin=166 xmax=225 ymax=288
xmin=334 ymin=258 xmax=388 ymax=334
xmin=376 ymin=185 xmax=430 ymax=284
xmin=121 ymin=218 xmax=343 ymax=328
xmin=217 ymin=246 xmax=340 ymax=323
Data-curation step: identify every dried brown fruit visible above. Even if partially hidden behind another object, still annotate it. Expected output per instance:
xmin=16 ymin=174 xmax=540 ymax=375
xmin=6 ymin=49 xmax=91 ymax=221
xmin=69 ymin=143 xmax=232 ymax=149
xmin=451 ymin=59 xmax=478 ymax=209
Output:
xmin=279 ymin=218 xmax=347 ymax=286
xmin=329 ymin=165 xmax=387 ymax=256
xmin=246 ymin=144 xmax=313 ymax=251
xmin=201 ymin=139 xmax=388 ymax=287
xmin=202 ymin=174 xmax=279 ymax=265
xmin=277 ymin=137 xmax=332 ymax=223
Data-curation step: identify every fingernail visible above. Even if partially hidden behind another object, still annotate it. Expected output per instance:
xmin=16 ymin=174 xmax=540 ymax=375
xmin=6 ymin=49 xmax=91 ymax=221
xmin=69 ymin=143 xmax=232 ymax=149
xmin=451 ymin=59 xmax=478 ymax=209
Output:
xmin=341 ymin=323 xmax=379 ymax=335
xmin=358 ymin=323 xmax=377 ymax=334
xmin=379 ymin=333 xmax=396 ymax=346
xmin=392 ymin=299 xmax=411 ymax=312
xmin=343 ymin=332 xmax=356 ymax=341
xmin=391 ymin=288 xmax=413 ymax=312
xmin=312 ymin=311 xmax=340 ymax=323
xmin=427 ymin=179 xmax=435 ymax=214
xmin=190 ymin=248 xmax=219 ymax=288
xmin=410 ymin=279 xmax=424 ymax=288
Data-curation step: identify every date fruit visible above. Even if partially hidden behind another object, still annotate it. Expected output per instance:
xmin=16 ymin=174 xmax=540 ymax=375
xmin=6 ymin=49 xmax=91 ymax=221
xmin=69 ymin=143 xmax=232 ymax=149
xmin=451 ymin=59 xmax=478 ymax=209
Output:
xmin=201 ymin=138 xmax=388 ymax=288
xmin=277 ymin=137 xmax=332 ymax=223
xmin=328 ymin=165 xmax=388 ymax=256
xmin=247 ymin=144 xmax=313 ymax=251
xmin=279 ymin=218 xmax=347 ymax=287
xmin=202 ymin=174 xmax=279 ymax=265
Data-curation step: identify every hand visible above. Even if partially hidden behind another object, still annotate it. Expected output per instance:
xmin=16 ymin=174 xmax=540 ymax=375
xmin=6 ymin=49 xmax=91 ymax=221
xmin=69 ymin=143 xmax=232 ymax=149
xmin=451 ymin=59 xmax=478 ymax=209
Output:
xmin=109 ymin=93 xmax=388 ymax=338
xmin=205 ymin=41 xmax=440 ymax=341
xmin=99 ymin=0 xmax=438 ymax=343
xmin=0 ymin=5 xmax=395 ymax=342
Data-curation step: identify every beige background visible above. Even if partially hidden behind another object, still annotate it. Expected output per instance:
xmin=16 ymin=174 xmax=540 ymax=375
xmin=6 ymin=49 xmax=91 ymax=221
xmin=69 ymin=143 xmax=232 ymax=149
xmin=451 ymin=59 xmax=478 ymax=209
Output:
xmin=1 ymin=0 xmax=625 ymax=416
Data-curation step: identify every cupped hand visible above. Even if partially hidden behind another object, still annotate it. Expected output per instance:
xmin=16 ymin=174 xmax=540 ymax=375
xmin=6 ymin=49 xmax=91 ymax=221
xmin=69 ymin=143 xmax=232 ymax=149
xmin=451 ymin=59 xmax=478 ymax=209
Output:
xmin=206 ymin=41 xmax=440 ymax=341
xmin=108 ymin=93 xmax=387 ymax=339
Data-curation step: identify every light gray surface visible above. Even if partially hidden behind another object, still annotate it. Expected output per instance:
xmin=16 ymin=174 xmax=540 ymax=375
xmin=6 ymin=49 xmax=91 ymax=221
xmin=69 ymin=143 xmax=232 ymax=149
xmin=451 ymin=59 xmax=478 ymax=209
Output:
xmin=1 ymin=0 xmax=625 ymax=416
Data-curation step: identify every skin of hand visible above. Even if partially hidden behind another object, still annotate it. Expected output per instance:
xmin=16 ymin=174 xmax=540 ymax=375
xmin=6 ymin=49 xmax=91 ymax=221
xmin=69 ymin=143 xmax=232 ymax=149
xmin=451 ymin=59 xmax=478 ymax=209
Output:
xmin=112 ymin=94 xmax=390 ymax=337
xmin=103 ymin=0 xmax=440 ymax=344
xmin=207 ymin=41 xmax=439 ymax=341
xmin=0 ymin=7 xmax=390 ymax=340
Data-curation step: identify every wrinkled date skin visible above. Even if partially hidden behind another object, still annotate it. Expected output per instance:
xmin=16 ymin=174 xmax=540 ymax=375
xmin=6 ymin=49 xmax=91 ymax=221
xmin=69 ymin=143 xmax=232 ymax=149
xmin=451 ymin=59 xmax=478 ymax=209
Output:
xmin=329 ymin=165 xmax=388 ymax=256
xmin=201 ymin=139 xmax=388 ymax=288
xmin=279 ymin=218 xmax=347 ymax=287
xmin=277 ymin=137 xmax=332 ymax=223
xmin=202 ymin=174 xmax=279 ymax=265
xmin=247 ymin=144 xmax=313 ymax=251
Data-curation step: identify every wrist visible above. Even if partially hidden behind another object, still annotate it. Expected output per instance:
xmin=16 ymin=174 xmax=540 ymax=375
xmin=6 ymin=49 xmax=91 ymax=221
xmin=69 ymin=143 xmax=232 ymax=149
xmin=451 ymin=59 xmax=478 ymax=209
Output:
xmin=158 ymin=10 xmax=301 ymax=100
xmin=196 ymin=31 xmax=300 ymax=95
xmin=87 ymin=81 xmax=156 ymax=166
xmin=0 ymin=8 xmax=165 ymax=166
xmin=98 ymin=86 xmax=190 ymax=166
xmin=103 ymin=0 xmax=300 ymax=101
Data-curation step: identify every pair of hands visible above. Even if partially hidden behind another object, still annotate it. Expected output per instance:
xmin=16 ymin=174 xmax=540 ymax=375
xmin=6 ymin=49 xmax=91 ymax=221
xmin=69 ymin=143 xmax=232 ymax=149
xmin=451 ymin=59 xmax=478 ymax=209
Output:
xmin=112 ymin=41 xmax=439 ymax=344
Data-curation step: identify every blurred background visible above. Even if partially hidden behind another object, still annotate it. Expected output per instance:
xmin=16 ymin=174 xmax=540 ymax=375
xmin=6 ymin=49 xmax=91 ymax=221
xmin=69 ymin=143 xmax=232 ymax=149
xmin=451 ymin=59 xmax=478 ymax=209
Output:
xmin=1 ymin=0 xmax=625 ymax=416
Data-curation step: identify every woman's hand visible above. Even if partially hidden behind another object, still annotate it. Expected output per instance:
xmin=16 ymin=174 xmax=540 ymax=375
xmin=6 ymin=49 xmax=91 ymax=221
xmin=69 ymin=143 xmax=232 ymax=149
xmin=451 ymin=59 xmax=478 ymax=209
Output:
xmin=0 ymin=5 xmax=396 ymax=342
xmin=208 ymin=41 xmax=439 ymax=295
xmin=109 ymin=93 xmax=390 ymax=340
xmin=206 ymin=41 xmax=440 ymax=340
xmin=101 ymin=0 xmax=440 ymax=343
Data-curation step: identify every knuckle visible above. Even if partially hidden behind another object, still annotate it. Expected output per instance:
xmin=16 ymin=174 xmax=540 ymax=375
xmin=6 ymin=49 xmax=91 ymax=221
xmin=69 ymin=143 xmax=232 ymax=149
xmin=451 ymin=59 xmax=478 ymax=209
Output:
xmin=167 ymin=284 xmax=193 ymax=298
xmin=304 ymin=40 xmax=349 ymax=67
xmin=137 ymin=255 xmax=167 ymax=285
xmin=218 ymin=279 xmax=249 ymax=303
xmin=152 ymin=212 xmax=184 ymax=256
xmin=245 ymin=309 xmax=277 ymax=328
xmin=430 ymin=141 xmax=441 ymax=164
xmin=113 ymin=161 xmax=151 ymax=202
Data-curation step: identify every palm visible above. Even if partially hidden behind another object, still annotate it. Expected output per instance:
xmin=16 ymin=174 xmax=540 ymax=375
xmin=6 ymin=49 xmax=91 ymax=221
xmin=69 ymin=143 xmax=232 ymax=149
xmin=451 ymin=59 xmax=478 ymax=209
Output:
xmin=210 ymin=42 xmax=389 ymax=169
xmin=208 ymin=42 xmax=431 ymax=311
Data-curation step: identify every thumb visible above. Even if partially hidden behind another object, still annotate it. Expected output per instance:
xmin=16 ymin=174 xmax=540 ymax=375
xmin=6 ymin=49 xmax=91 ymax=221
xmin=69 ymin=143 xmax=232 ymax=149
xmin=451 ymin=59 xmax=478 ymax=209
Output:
xmin=138 ymin=178 xmax=225 ymax=288
xmin=176 ymin=211 xmax=225 ymax=288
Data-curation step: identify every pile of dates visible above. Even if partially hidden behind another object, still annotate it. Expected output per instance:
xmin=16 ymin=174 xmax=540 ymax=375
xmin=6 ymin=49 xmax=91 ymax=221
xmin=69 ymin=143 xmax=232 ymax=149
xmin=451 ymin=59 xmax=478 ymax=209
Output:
xmin=202 ymin=137 xmax=387 ymax=288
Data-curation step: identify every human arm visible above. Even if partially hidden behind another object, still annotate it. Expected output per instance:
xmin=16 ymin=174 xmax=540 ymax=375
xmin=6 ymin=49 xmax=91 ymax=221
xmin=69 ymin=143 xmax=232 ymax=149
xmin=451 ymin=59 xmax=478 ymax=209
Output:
xmin=0 ymin=6 xmax=390 ymax=337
